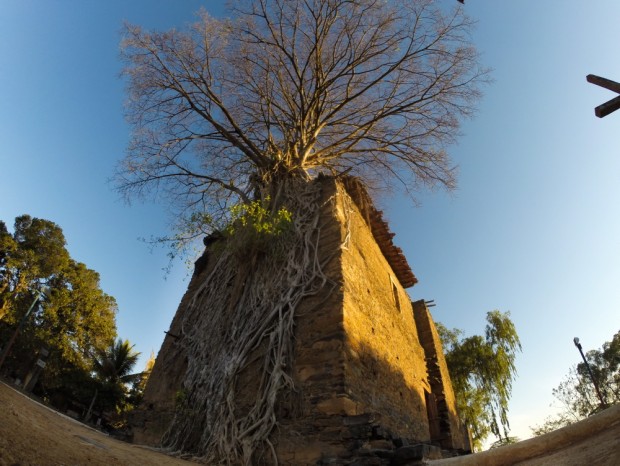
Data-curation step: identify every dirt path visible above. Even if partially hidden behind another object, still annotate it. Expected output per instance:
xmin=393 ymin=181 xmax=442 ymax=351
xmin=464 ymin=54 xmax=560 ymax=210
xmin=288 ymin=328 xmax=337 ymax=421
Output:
xmin=429 ymin=403 xmax=620 ymax=466
xmin=2 ymin=378 xmax=619 ymax=465
xmin=0 ymin=381 xmax=197 ymax=466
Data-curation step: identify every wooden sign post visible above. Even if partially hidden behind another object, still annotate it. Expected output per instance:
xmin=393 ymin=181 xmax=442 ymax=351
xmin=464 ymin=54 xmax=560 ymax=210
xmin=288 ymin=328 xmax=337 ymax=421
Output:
xmin=587 ymin=74 xmax=620 ymax=118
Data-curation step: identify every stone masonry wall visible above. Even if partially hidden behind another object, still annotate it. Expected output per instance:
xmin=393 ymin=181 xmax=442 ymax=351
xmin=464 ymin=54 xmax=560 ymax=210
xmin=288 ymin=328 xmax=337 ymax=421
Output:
xmin=275 ymin=180 xmax=452 ymax=464
xmin=273 ymin=178 xmax=350 ymax=463
xmin=337 ymin=183 xmax=431 ymax=441
xmin=412 ymin=300 xmax=470 ymax=452
xmin=131 ymin=177 xmax=469 ymax=464
xmin=131 ymin=244 xmax=216 ymax=446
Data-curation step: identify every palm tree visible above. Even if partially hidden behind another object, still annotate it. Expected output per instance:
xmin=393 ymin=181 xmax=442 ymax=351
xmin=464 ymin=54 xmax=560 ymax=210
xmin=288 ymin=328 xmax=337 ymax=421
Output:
xmin=94 ymin=339 xmax=141 ymax=385
xmin=88 ymin=338 xmax=141 ymax=416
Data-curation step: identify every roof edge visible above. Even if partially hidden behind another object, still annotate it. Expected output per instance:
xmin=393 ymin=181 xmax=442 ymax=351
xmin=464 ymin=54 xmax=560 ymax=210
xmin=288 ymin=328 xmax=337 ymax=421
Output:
xmin=339 ymin=176 xmax=417 ymax=288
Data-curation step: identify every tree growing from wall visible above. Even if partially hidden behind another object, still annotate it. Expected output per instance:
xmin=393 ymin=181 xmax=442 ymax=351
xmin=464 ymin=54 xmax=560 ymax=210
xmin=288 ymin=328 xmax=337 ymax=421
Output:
xmin=437 ymin=311 xmax=522 ymax=450
xmin=117 ymin=0 xmax=488 ymax=462
xmin=117 ymin=0 xmax=487 ymax=245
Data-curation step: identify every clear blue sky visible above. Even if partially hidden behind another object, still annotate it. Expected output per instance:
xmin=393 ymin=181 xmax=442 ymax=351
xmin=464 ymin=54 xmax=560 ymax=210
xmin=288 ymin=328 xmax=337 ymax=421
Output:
xmin=1 ymin=1 xmax=618 ymax=442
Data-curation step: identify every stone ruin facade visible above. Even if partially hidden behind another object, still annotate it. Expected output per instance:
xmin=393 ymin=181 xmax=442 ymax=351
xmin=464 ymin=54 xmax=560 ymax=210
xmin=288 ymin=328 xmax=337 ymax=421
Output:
xmin=131 ymin=177 xmax=471 ymax=464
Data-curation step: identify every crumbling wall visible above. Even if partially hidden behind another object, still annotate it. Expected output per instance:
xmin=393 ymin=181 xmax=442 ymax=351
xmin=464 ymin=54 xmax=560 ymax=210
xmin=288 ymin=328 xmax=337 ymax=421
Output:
xmin=132 ymin=177 xmax=470 ymax=464
xmin=338 ymin=183 xmax=431 ymax=440
xmin=273 ymin=178 xmax=350 ymax=463
xmin=131 ymin=246 xmax=215 ymax=445
xmin=273 ymin=179 xmax=435 ymax=464
xmin=412 ymin=300 xmax=471 ymax=452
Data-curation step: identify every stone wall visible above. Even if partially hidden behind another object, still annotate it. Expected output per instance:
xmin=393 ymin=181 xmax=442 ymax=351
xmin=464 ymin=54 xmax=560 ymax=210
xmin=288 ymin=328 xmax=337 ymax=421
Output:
xmin=131 ymin=244 xmax=214 ymax=445
xmin=412 ymin=300 xmax=470 ymax=452
xmin=338 ymin=183 xmax=431 ymax=440
xmin=131 ymin=177 xmax=470 ymax=464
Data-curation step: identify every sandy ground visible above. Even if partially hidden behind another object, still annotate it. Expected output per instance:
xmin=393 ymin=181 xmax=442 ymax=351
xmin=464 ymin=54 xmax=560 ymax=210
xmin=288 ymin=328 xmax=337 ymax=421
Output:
xmin=0 ymin=381 xmax=197 ymax=466
xmin=2 ymin=378 xmax=619 ymax=466
xmin=429 ymin=402 xmax=620 ymax=466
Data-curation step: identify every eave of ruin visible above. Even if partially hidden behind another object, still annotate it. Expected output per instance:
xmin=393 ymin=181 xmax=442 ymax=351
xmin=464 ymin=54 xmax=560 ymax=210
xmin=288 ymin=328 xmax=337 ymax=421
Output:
xmin=341 ymin=176 xmax=418 ymax=288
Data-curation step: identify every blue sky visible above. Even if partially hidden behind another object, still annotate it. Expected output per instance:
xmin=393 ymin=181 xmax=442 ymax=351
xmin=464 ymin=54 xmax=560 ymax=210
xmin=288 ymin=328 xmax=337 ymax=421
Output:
xmin=1 ymin=1 xmax=619 ymax=443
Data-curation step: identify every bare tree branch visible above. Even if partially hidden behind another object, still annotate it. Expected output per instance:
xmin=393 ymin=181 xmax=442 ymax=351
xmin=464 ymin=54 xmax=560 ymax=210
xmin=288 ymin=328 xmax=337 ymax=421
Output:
xmin=116 ymin=0 xmax=488 ymax=231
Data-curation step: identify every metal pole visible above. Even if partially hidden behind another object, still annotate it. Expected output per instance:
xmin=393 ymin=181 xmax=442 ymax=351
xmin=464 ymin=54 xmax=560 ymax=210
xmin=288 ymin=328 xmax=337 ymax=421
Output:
xmin=85 ymin=388 xmax=98 ymax=423
xmin=573 ymin=337 xmax=607 ymax=410
xmin=0 ymin=290 xmax=43 ymax=371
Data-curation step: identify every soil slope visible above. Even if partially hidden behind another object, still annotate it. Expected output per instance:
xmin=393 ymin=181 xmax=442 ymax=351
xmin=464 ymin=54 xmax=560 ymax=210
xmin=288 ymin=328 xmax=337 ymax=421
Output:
xmin=2 ymin=379 xmax=619 ymax=465
xmin=429 ymin=403 xmax=620 ymax=466
xmin=0 ymin=381 xmax=195 ymax=466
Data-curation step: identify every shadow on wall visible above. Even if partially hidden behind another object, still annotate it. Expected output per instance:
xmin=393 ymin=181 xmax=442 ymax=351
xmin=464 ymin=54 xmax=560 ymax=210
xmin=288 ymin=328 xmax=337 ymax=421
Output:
xmin=346 ymin=340 xmax=431 ymax=441
xmin=275 ymin=339 xmax=469 ymax=465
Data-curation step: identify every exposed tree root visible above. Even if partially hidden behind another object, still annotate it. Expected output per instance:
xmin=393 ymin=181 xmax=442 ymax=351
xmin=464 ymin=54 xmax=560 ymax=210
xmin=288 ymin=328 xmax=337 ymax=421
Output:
xmin=161 ymin=179 xmax=337 ymax=465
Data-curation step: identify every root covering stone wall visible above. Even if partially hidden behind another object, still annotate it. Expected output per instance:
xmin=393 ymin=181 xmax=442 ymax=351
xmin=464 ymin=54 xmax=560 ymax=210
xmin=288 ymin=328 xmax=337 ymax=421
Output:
xmin=131 ymin=177 xmax=470 ymax=464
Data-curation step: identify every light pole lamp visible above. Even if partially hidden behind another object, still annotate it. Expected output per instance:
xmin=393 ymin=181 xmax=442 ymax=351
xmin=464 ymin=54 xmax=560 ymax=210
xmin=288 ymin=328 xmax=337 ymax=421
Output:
xmin=573 ymin=337 xmax=607 ymax=410
xmin=0 ymin=289 xmax=46 ymax=372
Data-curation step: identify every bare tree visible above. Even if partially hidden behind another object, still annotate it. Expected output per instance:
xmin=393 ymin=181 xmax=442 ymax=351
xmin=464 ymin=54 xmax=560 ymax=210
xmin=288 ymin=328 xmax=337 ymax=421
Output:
xmin=119 ymin=2 xmax=488 ymax=461
xmin=117 ymin=0 xmax=487 ymax=228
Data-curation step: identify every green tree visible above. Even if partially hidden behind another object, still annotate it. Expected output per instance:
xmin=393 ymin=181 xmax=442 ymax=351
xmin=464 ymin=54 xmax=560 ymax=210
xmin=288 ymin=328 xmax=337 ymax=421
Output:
xmin=0 ymin=221 xmax=16 ymax=320
xmin=117 ymin=0 xmax=488 ymax=249
xmin=0 ymin=216 xmax=70 ymax=322
xmin=489 ymin=436 xmax=520 ymax=449
xmin=531 ymin=331 xmax=620 ymax=436
xmin=128 ymin=350 xmax=156 ymax=407
xmin=437 ymin=311 xmax=522 ymax=450
xmin=92 ymin=338 xmax=141 ymax=412
xmin=43 ymin=261 xmax=117 ymax=370
xmin=0 ymin=216 xmax=117 ymax=400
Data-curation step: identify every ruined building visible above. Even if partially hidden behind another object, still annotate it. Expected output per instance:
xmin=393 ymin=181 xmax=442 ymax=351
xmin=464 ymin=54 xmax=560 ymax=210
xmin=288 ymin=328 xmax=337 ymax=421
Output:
xmin=131 ymin=177 xmax=470 ymax=464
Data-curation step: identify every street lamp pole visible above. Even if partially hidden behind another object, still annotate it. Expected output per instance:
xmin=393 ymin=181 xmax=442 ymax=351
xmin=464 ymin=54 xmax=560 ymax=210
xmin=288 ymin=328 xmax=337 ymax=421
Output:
xmin=573 ymin=337 xmax=607 ymax=410
xmin=0 ymin=290 xmax=44 ymax=371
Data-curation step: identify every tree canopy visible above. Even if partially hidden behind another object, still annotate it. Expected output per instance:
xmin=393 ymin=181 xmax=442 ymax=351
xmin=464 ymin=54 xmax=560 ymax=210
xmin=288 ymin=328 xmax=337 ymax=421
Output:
xmin=92 ymin=338 xmax=141 ymax=412
xmin=437 ymin=311 xmax=522 ymax=450
xmin=0 ymin=217 xmax=70 ymax=321
xmin=531 ymin=330 xmax=620 ymax=436
xmin=117 ymin=0 xmax=487 ymax=241
xmin=0 ymin=215 xmax=117 ymax=400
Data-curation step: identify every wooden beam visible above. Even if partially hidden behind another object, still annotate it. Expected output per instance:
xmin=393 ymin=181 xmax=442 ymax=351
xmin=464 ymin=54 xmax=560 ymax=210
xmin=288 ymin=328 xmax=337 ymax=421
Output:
xmin=595 ymin=95 xmax=620 ymax=118
xmin=587 ymin=74 xmax=620 ymax=94
xmin=588 ymin=74 xmax=620 ymax=117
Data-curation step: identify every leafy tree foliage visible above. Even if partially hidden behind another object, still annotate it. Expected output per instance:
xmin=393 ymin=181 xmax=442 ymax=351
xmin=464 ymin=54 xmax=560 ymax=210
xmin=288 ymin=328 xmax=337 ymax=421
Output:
xmin=0 ymin=215 xmax=117 ymax=401
xmin=92 ymin=338 xmax=141 ymax=412
xmin=117 ymin=0 xmax=488 ymax=247
xmin=128 ymin=350 xmax=155 ymax=407
xmin=489 ymin=436 xmax=520 ymax=449
xmin=0 ymin=221 xmax=14 ymax=321
xmin=93 ymin=338 xmax=141 ymax=385
xmin=437 ymin=311 xmax=522 ymax=450
xmin=0 ymin=217 xmax=70 ymax=321
xmin=531 ymin=330 xmax=620 ymax=436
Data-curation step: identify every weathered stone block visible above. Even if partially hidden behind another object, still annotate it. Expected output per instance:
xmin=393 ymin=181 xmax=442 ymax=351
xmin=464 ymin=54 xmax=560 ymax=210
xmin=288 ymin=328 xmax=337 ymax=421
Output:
xmin=392 ymin=437 xmax=411 ymax=448
xmin=343 ymin=413 xmax=375 ymax=426
xmin=371 ymin=425 xmax=392 ymax=440
xmin=393 ymin=444 xmax=443 ymax=463
xmin=317 ymin=396 xmax=358 ymax=415
xmin=369 ymin=440 xmax=393 ymax=450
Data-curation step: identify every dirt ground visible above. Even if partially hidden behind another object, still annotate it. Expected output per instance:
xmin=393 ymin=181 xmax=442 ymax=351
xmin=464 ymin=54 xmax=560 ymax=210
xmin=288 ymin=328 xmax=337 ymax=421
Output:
xmin=2 ymin=379 xmax=619 ymax=466
xmin=0 ymin=381 xmax=197 ymax=466
xmin=429 ymin=402 xmax=620 ymax=466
